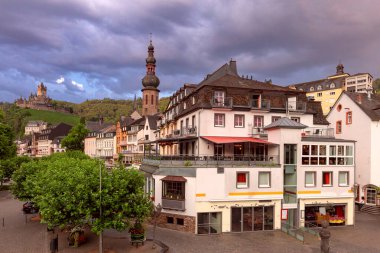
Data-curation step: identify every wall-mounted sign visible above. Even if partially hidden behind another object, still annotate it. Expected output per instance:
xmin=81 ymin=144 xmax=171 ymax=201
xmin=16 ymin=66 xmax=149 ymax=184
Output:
xmin=281 ymin=209 xmax=288 ymax=220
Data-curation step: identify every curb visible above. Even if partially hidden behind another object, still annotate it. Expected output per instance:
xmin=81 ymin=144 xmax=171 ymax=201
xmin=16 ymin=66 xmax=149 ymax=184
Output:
xmin=146 ymin=238 xmax=169 ymax=253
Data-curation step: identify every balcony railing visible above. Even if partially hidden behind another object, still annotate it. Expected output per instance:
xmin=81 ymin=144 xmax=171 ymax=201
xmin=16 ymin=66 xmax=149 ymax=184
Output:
xmin=162 ymin=198 xmax=185 ymax=211
xmin=143 ymin=154 xmax=280 ymax=167
xmin=210 ymin=97 xmax=233 ymax=108
xmin=162 ymin=126 xmax=198 ymax=139
xmin=251 ymin=99 xmax=271 ymax=110
xmin=286 ymin=101 xmax=306 ymax=112
xmin=251 ymin=127 xmax=267 ymax=136
xmin=302 ymin=128 xmax=334 ymax=138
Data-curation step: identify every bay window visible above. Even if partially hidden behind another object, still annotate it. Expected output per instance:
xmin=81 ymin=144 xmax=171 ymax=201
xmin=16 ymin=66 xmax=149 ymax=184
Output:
xmin=163 ymin=181 xmax=185 ymax=200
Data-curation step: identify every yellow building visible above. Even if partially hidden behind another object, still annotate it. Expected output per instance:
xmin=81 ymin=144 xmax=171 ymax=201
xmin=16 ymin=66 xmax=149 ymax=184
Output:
xmin=289 ymin=64 xmax=349 ymax=115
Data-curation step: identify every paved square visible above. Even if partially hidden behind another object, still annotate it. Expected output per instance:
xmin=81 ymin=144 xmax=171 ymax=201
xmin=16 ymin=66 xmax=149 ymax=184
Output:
xmin=1 ymin=190 xmax=380 ymax=253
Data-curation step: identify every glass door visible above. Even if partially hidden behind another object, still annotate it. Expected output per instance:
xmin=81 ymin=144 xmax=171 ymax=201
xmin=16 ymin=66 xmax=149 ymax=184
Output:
xmin=231 ymin=207 xmax=242 ymax=232
xmin=243 ymin=207 xmax=253 ymax=231
xmin=254 ymin=207 xmax=264 ymax=231
xmin=367 ymin=188 xmax=377 ymax=205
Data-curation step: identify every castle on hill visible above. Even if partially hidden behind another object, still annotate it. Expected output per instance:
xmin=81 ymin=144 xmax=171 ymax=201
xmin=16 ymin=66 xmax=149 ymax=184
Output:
xmin=16 ymin=82 xmax=53 ymax=110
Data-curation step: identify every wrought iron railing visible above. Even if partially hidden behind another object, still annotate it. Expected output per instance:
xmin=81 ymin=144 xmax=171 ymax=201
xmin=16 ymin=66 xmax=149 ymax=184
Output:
xmin=286 ymin=101 xmax=306 ymax=112
xmin=251 ymin=99 xmax=271 ymax=110
xmin=302 ymin=128 xmax=334 ymax=138
xmin=210 ymin=97 xmax=233 ymax=108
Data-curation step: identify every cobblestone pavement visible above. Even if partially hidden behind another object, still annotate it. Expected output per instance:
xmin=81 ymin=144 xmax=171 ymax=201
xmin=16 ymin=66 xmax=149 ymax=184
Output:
xmin=1 ymin=190 xmax=380 ymax=253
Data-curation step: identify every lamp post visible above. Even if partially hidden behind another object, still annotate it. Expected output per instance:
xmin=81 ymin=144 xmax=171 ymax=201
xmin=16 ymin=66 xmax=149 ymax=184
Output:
xmin=99 ymin=163 xmax=103 ymax=253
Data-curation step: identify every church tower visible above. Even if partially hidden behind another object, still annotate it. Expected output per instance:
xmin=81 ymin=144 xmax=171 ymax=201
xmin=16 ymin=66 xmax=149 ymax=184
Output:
xmin=141 ymin=40 xmax=160 ymax=116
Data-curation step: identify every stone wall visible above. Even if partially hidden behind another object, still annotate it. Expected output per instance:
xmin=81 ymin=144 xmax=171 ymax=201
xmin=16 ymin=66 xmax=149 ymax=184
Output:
xmin=155 ymin=212 xmax=196 ymax=233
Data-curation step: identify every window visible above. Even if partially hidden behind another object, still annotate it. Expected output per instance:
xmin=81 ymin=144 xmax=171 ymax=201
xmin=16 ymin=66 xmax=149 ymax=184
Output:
xmin=310 ymin=87 xmax=314 ymax=91
xmin=184 ymin=102 xmax=187 ymax=110
xmin=330 ymin=91 xmax=336 ymax=96
xmin=258 ymin=172 xmax=271 ymax=188
xmin=253 ymin=115 xmax=264 ymax=128
xmin=234 ymin=114 xmax=245 ymax=128
xmin=177 ymin=218 xmax=184 ymax=225
xmin=214 ymin=91 xmax=225 ymax=105
xmin=330 ymin=83 xmax=335 ymax=88
xmin=151 ymin=94 xmax=154 ymax=105
xmin=272 ymin=116 xmax=281 ymax=122
xmin=162 ymin=181 xmax=185 ymax=200
xmin=305 ymin=172 xmax=316 ymax=187
xmin=322 ymin=172 xmax=333 ymax=187
xmin=145 ymin=95 xmax=148 ymax=105
xmin=317 ymin=85 xmax=322 ymax=90
xmin=290 ymin=117 xmax=300 ymax=123
xmin=346 ymin=111 xmax=352 ymax=125
xmin=302 ymin=144 xmax=327 ymax=165
xmin=214 ymin=113 xmax=225 ymax=127
xmin=167 ymin=217 xmax=174 ymax=224
xmin=339 ymin=172 xmax=349 ymax=187
xmin=236 ymin=172 xmax=249 ymax=188
xmin=317 ymin=92 xmax=322 ymax=97
xmin=328 ymin=145 xmax=353 ymax=165
xmin=336 ymin=120 xmax=342 ymax=134
xmin=337 ymin=104 xmax=342 ymax=112
xmin=197 ymin=212 xmax=222 ymax=234
xmin=192 ymin=96 xmax=195 ymax=105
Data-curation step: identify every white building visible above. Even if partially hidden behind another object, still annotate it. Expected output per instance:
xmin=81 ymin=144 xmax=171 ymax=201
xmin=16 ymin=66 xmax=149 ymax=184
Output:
xmin=345 ymin=73 xmax=373 ymax=93
xmin=327 ymin=91 xmax=380 ymax=209
xmin=25 ymin=121 xmax=48 ymax=135
xmin=96 ymin=125 xmax=116 ymax=159
xmin=36 ymin=123 xmax=72 ymax=157
xmin=141 ymin=61 xmax=355 ymax=234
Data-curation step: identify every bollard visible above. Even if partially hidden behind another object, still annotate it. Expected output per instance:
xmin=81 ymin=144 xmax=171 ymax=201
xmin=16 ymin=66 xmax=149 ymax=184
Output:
xmin=50 ymin=235 xmax=58 ymax=253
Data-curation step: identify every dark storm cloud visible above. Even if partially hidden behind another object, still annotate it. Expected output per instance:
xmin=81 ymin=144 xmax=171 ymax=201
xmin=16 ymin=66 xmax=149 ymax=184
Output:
xmin=0 ymin=0 xmax=379 ymax=103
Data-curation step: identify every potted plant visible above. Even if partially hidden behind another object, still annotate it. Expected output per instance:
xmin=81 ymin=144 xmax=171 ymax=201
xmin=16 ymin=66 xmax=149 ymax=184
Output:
xmin=129 ymin=221 xmax=145 ymax=242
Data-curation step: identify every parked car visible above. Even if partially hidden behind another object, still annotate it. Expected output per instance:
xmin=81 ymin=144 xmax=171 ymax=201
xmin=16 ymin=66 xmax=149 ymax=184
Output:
xmin=22 ymin=202 xmax=38 ymax=214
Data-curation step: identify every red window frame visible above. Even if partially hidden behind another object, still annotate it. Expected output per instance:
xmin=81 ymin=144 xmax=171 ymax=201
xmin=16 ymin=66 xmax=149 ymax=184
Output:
xmin=336 ymin=120 xmax=342 ymax=134
xmin=346 ymin=111 xmax=352 ymax=125
xmin=236 ymin=172 xmax=249 ymax=188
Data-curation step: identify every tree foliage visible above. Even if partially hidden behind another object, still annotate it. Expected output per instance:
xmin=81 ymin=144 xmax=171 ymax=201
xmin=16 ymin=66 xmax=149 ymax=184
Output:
xmin=373 ymin=78 xmax=380 ymax=93
xmin=61 ymin=123 xmax=89 ymax=151
xmin=0 ymin=123 xmax=17 ymax=160
xmin=11 ymin=152 xmax=152 ymax=235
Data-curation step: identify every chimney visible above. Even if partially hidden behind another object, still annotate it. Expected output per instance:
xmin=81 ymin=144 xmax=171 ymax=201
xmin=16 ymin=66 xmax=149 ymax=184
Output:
xmin=229 ymin=59 xmax=238 ymax=75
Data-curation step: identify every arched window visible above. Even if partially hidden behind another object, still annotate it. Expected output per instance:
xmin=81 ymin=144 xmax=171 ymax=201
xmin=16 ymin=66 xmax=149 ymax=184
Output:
xmin=310 ymin=87 xmax=314 ymax=92
xmin=317 ymin=85 xmax=322 ymax=90
xmin=151 ymin=95 xmax=154 ymax=105
xmin=145 ymin=95 xmax=148 ymax=105
xmin=330 ymin=83 xmax=335 ymax=88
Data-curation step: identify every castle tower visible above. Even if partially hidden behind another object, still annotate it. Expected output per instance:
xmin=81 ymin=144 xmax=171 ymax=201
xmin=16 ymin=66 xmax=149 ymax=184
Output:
xmin=37 ymin=82 xmax=47 ymax=97
xmin=141 ymin=40 xmax=160 ymax=116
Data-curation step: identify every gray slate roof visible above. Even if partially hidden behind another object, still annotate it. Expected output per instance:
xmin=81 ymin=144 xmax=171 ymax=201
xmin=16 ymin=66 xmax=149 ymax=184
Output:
xmin=344 ymin=92 xmax=380 ymax=121
xmin=264 ymin=117 xmax=308 ymax=130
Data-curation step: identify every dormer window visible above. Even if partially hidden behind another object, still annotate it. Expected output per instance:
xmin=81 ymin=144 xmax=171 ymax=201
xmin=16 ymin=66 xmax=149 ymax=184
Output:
xmin=317 ymin=85 xmax=322 ymax=91
xmin=330 ymin=83 xmax=335 ymax=88
xmin=310 ymin=87 xmax=315 ymax=91
xmin=214 ymin=91 xmax=225 ymax=105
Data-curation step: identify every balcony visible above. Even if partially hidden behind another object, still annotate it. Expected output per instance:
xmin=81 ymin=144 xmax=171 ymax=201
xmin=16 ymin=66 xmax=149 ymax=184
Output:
xmin=302 ymin=128 xmax=334 ymax=138
xmin=251 ymin=99 xmax=271 ymax=110
xmin=161 ymin=126 xmax=198 ymax=140
xmin=143 ymin=154 xmax=280 ymax=168
xmin=162 ymin=198 xmax=185 ymax=211
xmin=251 ymin=127 xmax=267 ymax=137
xmin=210 ymin=97 xmax=233 ymax=109
xmin=286 ymin=101 xmax=306 ymax=113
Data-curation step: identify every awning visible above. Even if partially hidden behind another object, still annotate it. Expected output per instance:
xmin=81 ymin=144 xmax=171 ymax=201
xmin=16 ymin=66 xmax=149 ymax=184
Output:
xmin=161 ymin=175 xmax=187 ymax=182
xmin=201 ymin=136 xmax=276 ymax=145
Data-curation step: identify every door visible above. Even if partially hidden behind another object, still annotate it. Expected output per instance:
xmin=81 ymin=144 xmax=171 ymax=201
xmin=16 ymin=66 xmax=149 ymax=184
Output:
xmin=243 ymin=207 xmax=253 ymax=231
xmin=231 ymin=207 xmax=242 ymax=232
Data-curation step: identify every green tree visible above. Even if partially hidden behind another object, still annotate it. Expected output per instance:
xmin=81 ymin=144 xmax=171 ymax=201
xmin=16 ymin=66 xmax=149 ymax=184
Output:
xmin=0 ymin=123 xmax=16 ymax=159
xmin=61 ymin=123 xmax=89 ymax=151
xmin=11 ymin=160 xmax=42 ymax=200
xmin=373 ymin=78 xmax=380 ymax=93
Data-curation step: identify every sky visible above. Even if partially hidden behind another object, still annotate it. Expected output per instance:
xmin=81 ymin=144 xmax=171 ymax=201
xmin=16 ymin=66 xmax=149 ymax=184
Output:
xmin=0 ymin=0 xmax=379 ymax=103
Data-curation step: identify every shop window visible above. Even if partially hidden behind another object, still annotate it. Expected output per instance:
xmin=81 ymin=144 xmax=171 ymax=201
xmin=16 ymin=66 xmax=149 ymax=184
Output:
xmin=167 ymin=217 xmax=174 ymax=224
xmin=258 ymin=172 xmax=271 ymax=188
xmin=234 ymin=114 xmax=245 ymax=128
xmin=176 ymin=218 xmax=184 ymax=225
xmin=346 ymin=111 xmax=352 ymax=125
xmin=197 ymin=212 xmax=222 ymax=234
xmin=236 ymin=172 xmax=249 ymax=188
xmin=322 ymin=172 xmax=333 ymax=187
xmin=305 ymin=172 xmax=316 ymax=187
xmin=214 ymin=113 xmax=225 ymax=127
xmin=338 ymin=172 xmax=349 ymax=187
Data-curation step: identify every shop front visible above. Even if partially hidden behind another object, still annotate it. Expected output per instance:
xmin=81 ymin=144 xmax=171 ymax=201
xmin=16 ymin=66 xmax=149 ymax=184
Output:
xmin=304 ymin=204 xmax=346 ymax=227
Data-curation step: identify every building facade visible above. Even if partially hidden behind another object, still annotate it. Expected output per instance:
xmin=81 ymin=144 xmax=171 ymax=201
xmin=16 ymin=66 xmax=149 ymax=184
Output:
xmin=327 ymin=91 xmax=380 ymax=209
xmin=141 ymin=61 xmax=355 ymax=234
xmin=36 ymin=123 xmax=72 ymax=157
xmin=24 ymin=120 xmax=48 ymax=135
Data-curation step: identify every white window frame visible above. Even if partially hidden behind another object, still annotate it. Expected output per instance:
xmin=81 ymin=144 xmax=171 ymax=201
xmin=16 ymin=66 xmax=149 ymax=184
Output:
xmin=214 ymin=113 xmax=225 ymax=127
xmin=258 ymin=172 xmax=271 ymax=188
xmin=236 ymin=172 xmax=249 ymax=189
xmin=234 ymin=114 xmax=244 ymax=128
xmin=338 ymin=171 xmax=349 ymax=187
xmin=305 ymin=171 xmax=316 ymax=187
